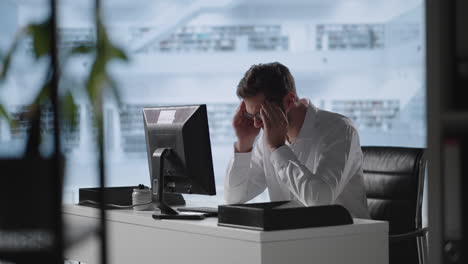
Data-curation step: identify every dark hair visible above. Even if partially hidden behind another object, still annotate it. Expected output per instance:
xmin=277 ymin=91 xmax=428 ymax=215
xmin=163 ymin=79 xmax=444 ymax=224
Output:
xmin=236 ymin=62 xmax=297 ymax=103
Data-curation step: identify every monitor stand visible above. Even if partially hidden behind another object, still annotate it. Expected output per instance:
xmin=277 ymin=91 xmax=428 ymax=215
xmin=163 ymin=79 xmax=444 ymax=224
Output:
xmin=151 ymin=148 xmax=205 ymax=220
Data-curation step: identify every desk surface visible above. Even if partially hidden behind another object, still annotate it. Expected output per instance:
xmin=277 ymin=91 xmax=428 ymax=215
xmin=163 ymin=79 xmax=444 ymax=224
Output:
xmin=63 ymin=204 xmax=388 ymax=243
xmin=64 ymin=204 xmax=389 ymax=264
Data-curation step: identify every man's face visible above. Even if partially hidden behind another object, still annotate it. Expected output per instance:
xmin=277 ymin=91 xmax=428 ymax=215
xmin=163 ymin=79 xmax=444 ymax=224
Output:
xmin=243 ymin=94 xmax=286 ymax=129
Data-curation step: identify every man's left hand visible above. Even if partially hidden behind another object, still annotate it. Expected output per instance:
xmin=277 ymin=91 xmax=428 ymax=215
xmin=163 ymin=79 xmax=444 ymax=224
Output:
xmin=260 ymin=103 xmax=288 ymax=151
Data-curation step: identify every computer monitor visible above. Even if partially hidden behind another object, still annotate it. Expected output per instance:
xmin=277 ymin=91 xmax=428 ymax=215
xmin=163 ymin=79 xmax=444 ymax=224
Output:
xmin=143 ymin=104 xmax=216 ymax=219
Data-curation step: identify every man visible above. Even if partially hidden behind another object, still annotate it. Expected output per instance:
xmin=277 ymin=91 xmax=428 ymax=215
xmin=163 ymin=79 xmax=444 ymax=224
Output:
xmin=224 ymin=62 xmax=370 ymax=219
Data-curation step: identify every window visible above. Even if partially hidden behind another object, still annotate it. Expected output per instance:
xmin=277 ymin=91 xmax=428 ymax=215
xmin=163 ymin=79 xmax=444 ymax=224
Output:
xmin=0 ymin=0 xmax=426 ymax=205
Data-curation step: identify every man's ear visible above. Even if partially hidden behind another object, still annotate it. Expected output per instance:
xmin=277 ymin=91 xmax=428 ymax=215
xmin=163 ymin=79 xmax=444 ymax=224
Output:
xmin=283 ymin=92 xmax=296 ymax=111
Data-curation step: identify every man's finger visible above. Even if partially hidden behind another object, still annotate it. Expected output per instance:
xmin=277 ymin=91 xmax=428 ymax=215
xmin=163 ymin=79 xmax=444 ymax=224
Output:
xmin=241 ymin=116 xmax=253 ymax=127
xmin=260 ymin=105 xmax=268 ymax=121
xmin=261 ymin=104 xmax=273 ymax=120
xmin=265 ymin=102 xmax=281 ymax=124
xmin=240 ymin=100 xmax=246 ymax=110
xmin=275 ymin=105 xmax=287 ymax=123
xmin=234 ymin=101 xmax=246 ymax=119
xmin=260 ymin=107 xmax=271 ymax=128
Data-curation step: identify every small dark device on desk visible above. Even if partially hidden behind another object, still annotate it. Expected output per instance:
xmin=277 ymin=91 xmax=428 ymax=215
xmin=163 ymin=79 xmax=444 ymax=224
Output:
xmin=177 ymin=206 xmax=218 ymax=217
xmin=218 ymin=201 xmax=353 ymax=231
xmin=143 ymin=104 xmax=217 ymax=220
xmin=78 ymin=186 xmax=185 ymax=209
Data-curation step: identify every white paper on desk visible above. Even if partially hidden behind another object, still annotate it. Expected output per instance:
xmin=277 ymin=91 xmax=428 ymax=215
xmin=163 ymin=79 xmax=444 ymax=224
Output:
xmin=158 ymin=110 xmax=176 ymax=124
xmin=176 ymin=212 xmax=207 ymax=217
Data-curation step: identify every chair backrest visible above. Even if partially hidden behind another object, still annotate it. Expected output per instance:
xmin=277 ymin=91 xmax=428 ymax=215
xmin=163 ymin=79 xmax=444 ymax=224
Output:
xmin=362 ymin=146 xmax=425 ymax=264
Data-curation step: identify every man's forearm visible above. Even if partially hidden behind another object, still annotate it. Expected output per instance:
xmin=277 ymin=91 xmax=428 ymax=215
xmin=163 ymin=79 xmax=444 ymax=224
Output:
xmin=225 ymin=150 xmax=267 ymax=204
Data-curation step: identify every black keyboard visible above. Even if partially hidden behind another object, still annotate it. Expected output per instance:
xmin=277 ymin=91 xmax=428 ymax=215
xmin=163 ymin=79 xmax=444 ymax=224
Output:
xmin=177 ymin=206 xmax=218 ymax=216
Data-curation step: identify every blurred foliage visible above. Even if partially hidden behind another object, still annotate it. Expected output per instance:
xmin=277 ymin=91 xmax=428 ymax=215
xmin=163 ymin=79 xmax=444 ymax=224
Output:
xmin=0 ymin=104 xmax=9 ymax=125
xmin=0 ymin=28 xmax=28 ymax=125
xmin=0 ymin=20 xmax=55 ymax=128
xmin=72 ymin=16 xmax=128 ymax=133
xmin=0 ymin=12 xmax=128 ymax=148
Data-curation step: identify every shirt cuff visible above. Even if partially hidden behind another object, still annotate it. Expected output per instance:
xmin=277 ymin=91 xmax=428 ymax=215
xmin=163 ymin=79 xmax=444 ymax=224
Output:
xmin=270 ymin=145 xmax=296 ymax=171
xmin=233 ymin=141 xmax=252 ymax=155
xmin=230 ymin=142 xmax=252 ymax=167
xmin=233 ymin=151 xmax=252 ymax=162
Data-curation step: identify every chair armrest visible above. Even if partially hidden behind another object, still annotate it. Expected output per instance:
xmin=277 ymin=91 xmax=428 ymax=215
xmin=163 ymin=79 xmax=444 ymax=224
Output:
xmin=389 ymin=227 xmax=428 ymax=242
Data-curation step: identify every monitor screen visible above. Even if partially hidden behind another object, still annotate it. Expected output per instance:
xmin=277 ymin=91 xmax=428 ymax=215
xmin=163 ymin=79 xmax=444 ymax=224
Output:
xmin=143 ymin=104 xmax=216 ymax=201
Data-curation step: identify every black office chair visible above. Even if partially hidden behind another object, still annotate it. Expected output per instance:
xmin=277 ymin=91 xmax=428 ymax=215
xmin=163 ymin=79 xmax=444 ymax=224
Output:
xmin=362 ymin=146 xmax=427 ymax=264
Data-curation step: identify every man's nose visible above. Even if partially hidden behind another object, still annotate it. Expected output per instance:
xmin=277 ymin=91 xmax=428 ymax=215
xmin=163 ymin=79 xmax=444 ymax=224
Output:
xmin=253 ymin=117 xmax=263 ymax=128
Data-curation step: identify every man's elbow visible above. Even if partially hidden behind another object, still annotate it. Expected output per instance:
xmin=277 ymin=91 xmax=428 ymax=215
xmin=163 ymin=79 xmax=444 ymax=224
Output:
xmin=224 ymin=189 xmax=243 ymax=205
xmin=301 ymin=185 xmax=334 ymax=207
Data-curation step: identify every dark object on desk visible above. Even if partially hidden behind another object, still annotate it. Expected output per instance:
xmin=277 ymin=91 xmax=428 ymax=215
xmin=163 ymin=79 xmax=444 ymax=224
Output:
xmin=218 ymin=201 xmax=353 ymax=231
xmin=78 ymin=186 xmax=185 ymax=208
xmin=362 ymin=146 xmax=427 ymax=264
xmin=177 ymin=206 xmax=218 ymax=217
xmin=152 ymin=212 xmax=205 ymax=220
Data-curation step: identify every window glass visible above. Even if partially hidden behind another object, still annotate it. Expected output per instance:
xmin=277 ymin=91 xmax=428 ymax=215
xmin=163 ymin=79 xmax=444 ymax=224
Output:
xmin=0 ymin=0 xmax=426 ymax=205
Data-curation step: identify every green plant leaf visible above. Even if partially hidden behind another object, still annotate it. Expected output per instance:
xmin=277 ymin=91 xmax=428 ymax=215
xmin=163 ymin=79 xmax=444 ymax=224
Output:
xmin=0 ymin=104 xmax=9 ymax=119
xmin=106 ymin=75 xmax=122 ymax=106
xmin=27 ymin=75 xmax=51 ymax=119
xmin=71 ymin=44 xmax=95 ymax=55
xmin=110 ymin=46 xmax=129 ymax=61
xmin=1 ymin=28 xmax=28 ymax=82
xmin=97 ymin=18 xmax=109 ymax=45
xmin=0 ymin=50 xmax=14 ymax=82
xmin=28 ymin=20 xmax=51 ymax=59
xmin=97 ymin=19 xmax=128 ymax=62
xmin=85 ymin=59 xmax=106 ymax=114
xmin=77 ymin=13 xmax=128 ymax=148
xmin=62 ymin=91 xmax=78 ymax=128
xmin=0 ymin=104 xmax=13 ymax=126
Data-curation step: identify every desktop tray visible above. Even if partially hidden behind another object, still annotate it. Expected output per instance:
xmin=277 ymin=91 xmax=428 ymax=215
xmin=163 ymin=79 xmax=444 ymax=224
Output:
xmin=218 ymin=201 xmax=353 ymax=231
xmin=78 ymin=186 xmax=185 ymax=208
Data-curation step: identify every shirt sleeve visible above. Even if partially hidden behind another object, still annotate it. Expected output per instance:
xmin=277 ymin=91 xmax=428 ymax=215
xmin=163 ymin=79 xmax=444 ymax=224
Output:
xmin=269 ymin=125 xmax=362 ymax=206
xmin=224 ymin=138 xmax=267 ymax=204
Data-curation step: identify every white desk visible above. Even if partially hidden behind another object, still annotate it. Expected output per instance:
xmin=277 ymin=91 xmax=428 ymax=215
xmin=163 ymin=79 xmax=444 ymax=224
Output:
xmin=63 ymin=204 xmax=388 ymax=264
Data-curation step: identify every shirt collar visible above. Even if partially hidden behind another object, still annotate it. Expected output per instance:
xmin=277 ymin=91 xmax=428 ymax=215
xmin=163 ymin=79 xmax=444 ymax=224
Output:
xmin=287 ymin=98 xmax=318 ymax=145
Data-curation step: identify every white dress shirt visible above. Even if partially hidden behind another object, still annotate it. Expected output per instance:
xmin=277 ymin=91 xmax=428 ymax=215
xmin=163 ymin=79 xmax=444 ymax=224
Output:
xmin=224 ymin=100 xmax=370 ymax=219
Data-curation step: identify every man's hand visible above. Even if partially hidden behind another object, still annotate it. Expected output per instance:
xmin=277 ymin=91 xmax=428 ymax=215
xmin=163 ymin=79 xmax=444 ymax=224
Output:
xmin=233 ymin=101 xmax=260 ymax=152
xmin=260 ymin=103 xmax=288 ymax=151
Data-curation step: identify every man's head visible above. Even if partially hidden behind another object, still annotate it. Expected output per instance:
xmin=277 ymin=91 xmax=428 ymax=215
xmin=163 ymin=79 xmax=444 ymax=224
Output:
xmin=237 ymin=62 xmax=298 ymax=128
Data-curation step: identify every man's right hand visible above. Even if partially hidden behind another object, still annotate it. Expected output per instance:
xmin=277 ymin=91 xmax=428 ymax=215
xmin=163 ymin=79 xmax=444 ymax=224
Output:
xmin=233 ymin=101 xmax=260 ymax=152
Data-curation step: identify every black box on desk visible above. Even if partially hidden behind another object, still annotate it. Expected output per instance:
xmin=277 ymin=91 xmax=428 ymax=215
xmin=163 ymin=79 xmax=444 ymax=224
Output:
xmin=78 ymin=186 xmax=185 ymax=208
xmin=79 ymin=186 xmax=137 ymax=206
xmin=218 ymin=201 xmax=353 ymax=231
